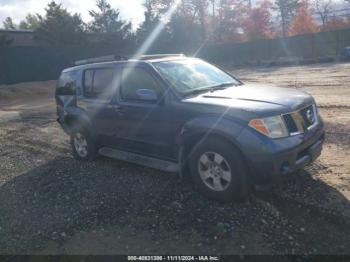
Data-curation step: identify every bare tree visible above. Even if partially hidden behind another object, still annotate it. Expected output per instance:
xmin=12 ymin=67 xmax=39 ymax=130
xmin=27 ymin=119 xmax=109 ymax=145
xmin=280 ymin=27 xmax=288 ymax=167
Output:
xmin=3 ymin=17 xmax=16 ymax=30
xmin=274 ymin=0 xmax=299 ymax=37
xmin=210 ymin=0 xmax=216 ymax=16
xmin=19 ymin=14 xmax=40 ymax=30
xmin=315 ymin=0 xmax=333 ymax=29
xmin=193 ymin=0 xmax=208 ymax=40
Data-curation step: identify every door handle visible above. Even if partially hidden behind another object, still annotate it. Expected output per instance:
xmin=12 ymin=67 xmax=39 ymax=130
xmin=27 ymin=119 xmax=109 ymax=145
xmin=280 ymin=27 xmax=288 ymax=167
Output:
xmin=107 ymin=104 xmax=125 ymax=114
xmin=113 ymin=105 xmax=125 ymax=114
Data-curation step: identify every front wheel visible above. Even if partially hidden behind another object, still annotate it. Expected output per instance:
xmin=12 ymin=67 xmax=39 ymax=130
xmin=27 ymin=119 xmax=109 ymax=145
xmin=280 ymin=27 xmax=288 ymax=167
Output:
xmin=189 ymin=137 xmax=251 ymax=202
xmin=70 ymin=129 xmax=97 ymax=161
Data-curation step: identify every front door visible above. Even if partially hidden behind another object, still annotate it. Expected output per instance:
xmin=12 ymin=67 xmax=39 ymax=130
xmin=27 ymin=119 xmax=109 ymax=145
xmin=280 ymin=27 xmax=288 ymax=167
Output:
xmin=113 ymin=64 xmax=178 ymax=160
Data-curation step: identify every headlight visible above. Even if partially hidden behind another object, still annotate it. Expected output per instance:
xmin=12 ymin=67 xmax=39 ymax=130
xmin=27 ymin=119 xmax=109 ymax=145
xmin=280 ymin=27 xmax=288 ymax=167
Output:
xmin=249 ymin=115 xmax=289 ymax=138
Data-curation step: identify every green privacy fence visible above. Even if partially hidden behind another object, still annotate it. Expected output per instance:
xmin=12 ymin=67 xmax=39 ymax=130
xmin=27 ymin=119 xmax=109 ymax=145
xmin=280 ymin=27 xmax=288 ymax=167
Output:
xmin=199 ymin=28 xmax=350 ymax=63
xmin=1 ymin=28 xmax=350 ymax=85
xmin=0 ymin=45 xmax=134 ymax=85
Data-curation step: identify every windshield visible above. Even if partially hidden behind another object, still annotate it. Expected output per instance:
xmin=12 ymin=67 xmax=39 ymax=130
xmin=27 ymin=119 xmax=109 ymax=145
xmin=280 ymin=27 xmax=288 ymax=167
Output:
xmin=153 ymin=58 xmax=240 ymax=95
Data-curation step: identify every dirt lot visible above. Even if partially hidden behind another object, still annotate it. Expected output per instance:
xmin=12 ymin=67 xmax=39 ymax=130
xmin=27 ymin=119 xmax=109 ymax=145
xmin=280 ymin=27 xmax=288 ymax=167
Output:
xmin=0 ymin=62 xmax=349 ymax=255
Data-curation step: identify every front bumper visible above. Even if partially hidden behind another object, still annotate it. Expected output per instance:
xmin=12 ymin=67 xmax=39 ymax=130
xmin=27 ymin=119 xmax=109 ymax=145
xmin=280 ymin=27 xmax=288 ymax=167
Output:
xmin=237 ymin=120 xmax=325 ymax=185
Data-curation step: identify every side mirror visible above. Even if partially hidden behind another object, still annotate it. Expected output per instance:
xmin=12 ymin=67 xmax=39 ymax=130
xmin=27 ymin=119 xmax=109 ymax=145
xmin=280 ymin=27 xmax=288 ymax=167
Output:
xmin=136 ymin=89 xmax=158 ymax=101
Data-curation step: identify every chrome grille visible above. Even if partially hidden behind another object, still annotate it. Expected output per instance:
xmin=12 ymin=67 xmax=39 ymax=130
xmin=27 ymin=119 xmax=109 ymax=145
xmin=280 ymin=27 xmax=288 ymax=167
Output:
xmin=282 ymin=104 xmax=318 ymax=135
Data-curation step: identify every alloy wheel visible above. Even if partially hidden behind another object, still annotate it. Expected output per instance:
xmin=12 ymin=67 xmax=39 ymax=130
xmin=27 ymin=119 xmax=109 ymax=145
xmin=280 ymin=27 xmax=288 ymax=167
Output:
xmin=198 ymin=151 xmax=232 ymax=191
xmin=73 ymin=132 xmax=88 ymax=158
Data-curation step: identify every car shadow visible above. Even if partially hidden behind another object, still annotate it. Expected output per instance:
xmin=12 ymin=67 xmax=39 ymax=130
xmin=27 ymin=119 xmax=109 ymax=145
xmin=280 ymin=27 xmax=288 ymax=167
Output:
xmin=254 ymin=166 xmax=350 ymax=255
xmin=258 ymin=165 xmax=350 ymax=217
xmin=0 ymin=156 xmax=349 ymax=255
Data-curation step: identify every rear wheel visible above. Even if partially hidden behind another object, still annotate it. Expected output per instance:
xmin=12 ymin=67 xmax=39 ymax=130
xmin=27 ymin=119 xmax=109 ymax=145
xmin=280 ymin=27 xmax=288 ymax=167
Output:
xmin=70 ymin=129 xmax=97 ymax=160
xmin=189 ymin=137 xmax=251 ymax=202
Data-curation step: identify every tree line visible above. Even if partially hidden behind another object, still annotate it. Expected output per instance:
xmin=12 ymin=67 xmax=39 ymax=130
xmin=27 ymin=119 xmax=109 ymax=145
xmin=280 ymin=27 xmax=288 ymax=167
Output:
xmin=1 ymin=0 xmax=350 ymax=48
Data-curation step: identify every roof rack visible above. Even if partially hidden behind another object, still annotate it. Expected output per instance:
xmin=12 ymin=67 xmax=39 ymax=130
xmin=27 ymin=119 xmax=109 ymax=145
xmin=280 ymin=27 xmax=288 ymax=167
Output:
xmin=136 ymin=54 xmax=185 ymax=60
xmin=74 ymin=55 xmax=128 ymax=66
xmin=74 ymin=54 xmax=185 ymax=66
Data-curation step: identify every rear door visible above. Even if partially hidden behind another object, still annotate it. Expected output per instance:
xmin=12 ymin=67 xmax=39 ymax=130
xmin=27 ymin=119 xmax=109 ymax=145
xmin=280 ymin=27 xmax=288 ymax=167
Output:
xmin=78 ymin=66 xmax=125 ymax=144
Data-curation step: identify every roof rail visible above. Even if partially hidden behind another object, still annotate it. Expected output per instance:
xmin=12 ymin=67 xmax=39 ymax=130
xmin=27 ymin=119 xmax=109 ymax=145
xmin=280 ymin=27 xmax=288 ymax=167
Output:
xmin=74 ymin=53 xmax=186 ymax=66
xmin=136 ymin=54 xmax=185 ymax=60
xmin=74 ymin=55 xmax=128 ymax=66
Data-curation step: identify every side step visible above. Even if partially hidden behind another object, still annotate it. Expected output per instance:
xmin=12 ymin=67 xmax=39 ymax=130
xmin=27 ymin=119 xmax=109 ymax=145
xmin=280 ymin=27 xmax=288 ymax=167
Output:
xmin=98 ymin=147 xmax=179 ymax=173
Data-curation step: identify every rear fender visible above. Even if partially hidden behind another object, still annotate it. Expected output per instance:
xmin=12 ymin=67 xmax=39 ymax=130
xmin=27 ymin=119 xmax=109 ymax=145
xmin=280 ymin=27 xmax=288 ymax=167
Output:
xmin=61 ymin=106 xmax=93 ymax=135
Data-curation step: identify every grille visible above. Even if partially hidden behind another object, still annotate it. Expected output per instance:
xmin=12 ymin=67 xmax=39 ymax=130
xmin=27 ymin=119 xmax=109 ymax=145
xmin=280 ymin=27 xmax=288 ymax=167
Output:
xmin=282 ymin=114 xmax=298 ymax=133
xmin=282 ymin=104 xmax=317 ymax=135
xmin=300 ymin=105 xmax=316 ymax=128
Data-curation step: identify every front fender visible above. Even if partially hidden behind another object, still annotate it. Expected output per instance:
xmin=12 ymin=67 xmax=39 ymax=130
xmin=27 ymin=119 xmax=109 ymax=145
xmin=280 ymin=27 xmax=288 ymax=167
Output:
xmin=176 ymin=115 xmax=245 ymax=150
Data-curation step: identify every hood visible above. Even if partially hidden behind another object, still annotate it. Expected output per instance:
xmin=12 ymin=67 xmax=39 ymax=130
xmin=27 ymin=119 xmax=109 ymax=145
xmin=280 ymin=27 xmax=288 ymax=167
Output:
xmin=182 ymin=83 xmax=314 ymax=116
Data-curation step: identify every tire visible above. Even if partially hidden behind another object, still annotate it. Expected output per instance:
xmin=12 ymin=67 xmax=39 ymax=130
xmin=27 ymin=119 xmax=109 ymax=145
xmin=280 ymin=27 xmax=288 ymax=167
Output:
xmin=188 ymin=137 xmax=251 ymax=202
xmin=70 ymin=128 xmax=97 ymax=161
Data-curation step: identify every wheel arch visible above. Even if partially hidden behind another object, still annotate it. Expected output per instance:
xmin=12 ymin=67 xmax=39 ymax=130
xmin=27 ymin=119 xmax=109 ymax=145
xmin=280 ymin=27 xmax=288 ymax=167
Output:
xmin=63 ymin=108 xmax=93 ymax=135
xmin=178 ymin=129 xmax=253 ymax=183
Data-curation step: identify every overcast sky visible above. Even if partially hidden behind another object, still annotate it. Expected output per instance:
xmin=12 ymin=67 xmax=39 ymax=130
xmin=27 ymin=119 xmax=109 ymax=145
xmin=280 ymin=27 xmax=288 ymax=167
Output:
xmin=0 ymin=0 xmax=146 ymax=29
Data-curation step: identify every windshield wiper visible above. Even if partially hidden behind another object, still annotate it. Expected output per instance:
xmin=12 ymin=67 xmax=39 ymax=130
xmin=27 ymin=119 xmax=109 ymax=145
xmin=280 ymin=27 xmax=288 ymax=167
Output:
xmin=207 ymin=82 xmax=238 ymax=90
xmin=183 ymin=82 xmax=237 ymax=97
xmin=183 ymin=87 xmax=212 ymax=97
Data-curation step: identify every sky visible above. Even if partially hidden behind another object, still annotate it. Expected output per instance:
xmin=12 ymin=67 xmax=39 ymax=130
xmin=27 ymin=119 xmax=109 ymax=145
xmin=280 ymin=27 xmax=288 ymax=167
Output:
xmin=0 ymin=0 xmax=146 ymax=29
xmin=1 ymin=0 xmax=348 ymax=30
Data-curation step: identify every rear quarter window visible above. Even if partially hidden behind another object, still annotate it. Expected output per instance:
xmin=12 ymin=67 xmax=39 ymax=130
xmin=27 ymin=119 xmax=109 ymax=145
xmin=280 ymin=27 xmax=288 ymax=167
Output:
xmin=56 ymin=71 xmax=77 ymax=96
xmin=84 ymin=70 xmax=94 ymax=95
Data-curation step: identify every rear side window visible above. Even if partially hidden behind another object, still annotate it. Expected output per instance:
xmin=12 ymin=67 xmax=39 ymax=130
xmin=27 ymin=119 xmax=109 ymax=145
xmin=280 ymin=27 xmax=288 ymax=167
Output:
xmin=56 ymin=71 xmax=77 ymax=95
xmin=83 ymin=68 xmax=115 ymax=99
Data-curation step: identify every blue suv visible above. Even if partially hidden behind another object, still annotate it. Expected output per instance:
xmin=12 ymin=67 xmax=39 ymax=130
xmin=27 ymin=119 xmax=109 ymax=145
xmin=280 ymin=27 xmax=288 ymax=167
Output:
xmin=56 ymin=54 xmax=325 ymax=201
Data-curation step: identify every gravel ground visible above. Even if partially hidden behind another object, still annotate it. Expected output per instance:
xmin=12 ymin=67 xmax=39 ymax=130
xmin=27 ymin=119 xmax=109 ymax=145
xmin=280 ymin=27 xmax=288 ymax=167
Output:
xmin=0 ymin=62 xmax=349 ymax=255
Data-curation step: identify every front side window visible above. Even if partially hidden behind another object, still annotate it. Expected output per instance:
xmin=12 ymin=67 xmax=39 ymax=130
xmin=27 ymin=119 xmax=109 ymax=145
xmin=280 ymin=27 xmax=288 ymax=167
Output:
xmin=153 ymin=58 xmax=240 ymax=95
xmin=83 ymin=68 xmax=115 ymax=99
xmin=120 ymin=67 xmax=161 ymax=102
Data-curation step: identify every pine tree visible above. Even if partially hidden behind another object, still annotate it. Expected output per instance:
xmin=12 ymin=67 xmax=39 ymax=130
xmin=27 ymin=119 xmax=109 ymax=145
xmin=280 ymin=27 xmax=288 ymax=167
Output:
xmin=88 ymin=0 xmax=132 ymax=38
xmin=34 ymin=1 xmax=86 ymax=46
